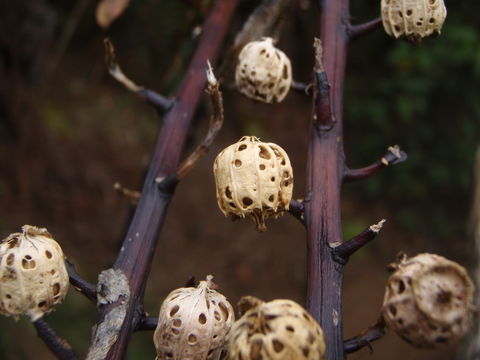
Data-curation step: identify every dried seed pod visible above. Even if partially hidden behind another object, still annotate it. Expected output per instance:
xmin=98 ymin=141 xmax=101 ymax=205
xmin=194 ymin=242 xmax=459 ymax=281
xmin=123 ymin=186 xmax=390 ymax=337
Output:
xmin=381 ymin=0 xmax=447 ymax=43
xmin=154 ymin=275 xmax=234 ymax=360
xmin=213 ymin=136 xmax=293 ymax=232
xmin=225 ymin=297 xmax=326 ymax=360
xmin=382 ymin=253 xmax=474 ymax=348
xmin=235 ymin=37 xmax=292 ymax=103
xmin=0 ymin=225 xmax=69 ymax=321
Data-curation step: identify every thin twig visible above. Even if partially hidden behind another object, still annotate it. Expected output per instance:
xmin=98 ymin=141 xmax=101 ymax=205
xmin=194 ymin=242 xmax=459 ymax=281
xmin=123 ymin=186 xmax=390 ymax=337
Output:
xmin=333 ymin=219 xmax=386 ymax=264
xmin=287 ymin=199 xmax=305 ymax=226
xmin=176 ymin=62 xmax=224 ymax=180
xmin=113 ymin=182 xmax=141 ymax=204
xmin=344 ymin=145 xmax=408 ymax=182
xmin=344 ymin=317 xmax=386 ymax=354
xmin=104 ymin=39 xmax=174 ymax=114
xmin=65 ymin=259 xmax=97 ymax=302
xmin=312 ymin=38 xmax=334 ymax=130
xmin=34 ymin=318 xmax=79 ymax=360
xmin=348 ymin=17 xmax=383 ymax=40
xmin=291 ymin=80 xmax=312 ymax=96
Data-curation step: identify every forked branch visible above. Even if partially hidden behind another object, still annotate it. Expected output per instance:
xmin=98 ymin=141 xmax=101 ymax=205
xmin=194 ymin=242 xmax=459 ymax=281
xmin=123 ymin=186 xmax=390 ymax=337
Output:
xmin=344 ymin=145 xmax=407 ymax=182
xmin=34 ymin=318 xmax=79 ymax=360
xmin=104 ymin=39 xmax=174 ymax=114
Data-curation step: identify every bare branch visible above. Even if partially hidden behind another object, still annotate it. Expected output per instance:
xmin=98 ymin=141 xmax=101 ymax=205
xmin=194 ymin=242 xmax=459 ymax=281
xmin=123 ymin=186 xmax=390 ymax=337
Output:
xmin=347 ymin=17 xmax=383 ymax=40
xmin=104 ymin=39 xmax=173 ymax=114
xmin=312 ymin=38 xmax=334 ymax=130
xmin=176 ymin=62 xmax=224 ymax=180
xmin=344 ymin=145 xmax=408 ymax=182
xmin=344 ymin=317 xmax=386 ymax=354
xmin=113 ymin=182 xmax=140 ymax=204
xmin=287 ymin=199 xmax=305 ymax=226
xmin=291 ymin=80 xmax=312 ymax=96
xmin=333 ymin=219 xmax=386 ymax=264
xmin=65 ymin=259 xmax=97 ymax=302
xmin=34 ymin=318 xmax=79 ymax=360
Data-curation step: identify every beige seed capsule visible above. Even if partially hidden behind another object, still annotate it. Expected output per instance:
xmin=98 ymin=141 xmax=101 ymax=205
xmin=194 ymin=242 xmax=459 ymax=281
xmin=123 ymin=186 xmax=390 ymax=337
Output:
xmin=0 ymin=225 xmax=69 ymax=321
xmin=381 ymin=0 xmax=447 ymax=43
xmin=225 ymin=296 xmax=326 ymax=360
xmin=235 ymin=37 xmax=292 ymax=103
xmin=154 ymin=275 xmax=234 ymax=360
xmin=382 ymin=253 xmax=474 ymax=348
xmin=213 ymin=136 xmax=293 ymax=232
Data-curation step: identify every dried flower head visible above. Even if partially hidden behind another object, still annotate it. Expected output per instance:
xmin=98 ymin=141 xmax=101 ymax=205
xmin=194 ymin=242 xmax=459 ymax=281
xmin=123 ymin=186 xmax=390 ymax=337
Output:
xmin=381 ymin=0 xmax=447 ymax=43
xmin=225 ymin=296 xmax=326 ymax=360
xmin=382 ymin=253 xmax=474 ymax=348
xmin=0 ymin=225 xmax=69 ymax=321
xmin=154 ymin=275 xmax=234 ymax=360
xmin=235 ymin=37 xmax=292 ymax=103
xmin=213 ymin=136 xmax=293 ymax=232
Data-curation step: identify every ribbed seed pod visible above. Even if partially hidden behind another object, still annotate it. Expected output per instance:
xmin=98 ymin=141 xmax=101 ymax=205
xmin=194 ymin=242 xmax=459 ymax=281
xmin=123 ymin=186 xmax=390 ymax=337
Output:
xmin=213 ymin=136 xmax=293 ymax=232
xmin=224 ymin=296 xmax=326 ymax=360
xmin=0 ymin=225 xmax=69 ymax=321
xmin=154 ymin=276 xmax=235 ymax=360
xmin=235 ymin=37 xmax=292 ymax=103
xmin=382 ymin=253 xmax=474 ymax=348
xmin=381 ymin=0 xmax=447 ymax=43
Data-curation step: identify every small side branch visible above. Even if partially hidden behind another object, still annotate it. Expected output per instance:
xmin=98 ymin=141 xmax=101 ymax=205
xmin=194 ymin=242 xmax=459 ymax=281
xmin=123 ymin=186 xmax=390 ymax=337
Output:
xmin=136 ymin=316 xmax=158 ymax=332
xmin=344 ymin=317 xmax=386 ymax=354
xmin=176 ymin=62 xmax=224 ymax=180
xmin=113 ymin=182 xmax=141 ymax=204
xmin=34 ymin=318 xmax=79 ymax=360
xmin=104 ymin=38 xmax=174 ymax=114
xmin=291 ymin=80 xmax=312 ymax=96
xmin=65 ymin=260 xmax=97 ymax=302
xmin=312 ymin=38 xmax=334 ymax=130
xmin=287 ymin=199 xmax=305 ymax=226
xmin=344 ymin=145 xmax=407 ymax=182
xmin=333 ymin=219 xmax=386 ymax=264
xmin=347 ymin=17 xmax=383 ymax=40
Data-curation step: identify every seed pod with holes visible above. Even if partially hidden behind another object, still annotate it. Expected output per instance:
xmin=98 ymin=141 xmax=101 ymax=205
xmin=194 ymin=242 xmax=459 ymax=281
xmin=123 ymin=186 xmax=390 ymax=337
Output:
xmin=382 ymin=253 xmax=474 ymax=348
xmin=154 ymin=275 xmax=234 ymax=360
xmin=0 ymin=225 xmax=69 ymax=321
xmin=235 ymin=37 xmax=292 ymax=103
xmin=213 ymin=136 xmax=293 ymax=232
xmin=381 ymin=0 xmax=447 ymax=43
xmin=225 ymin=296 xmax=326 ymax=360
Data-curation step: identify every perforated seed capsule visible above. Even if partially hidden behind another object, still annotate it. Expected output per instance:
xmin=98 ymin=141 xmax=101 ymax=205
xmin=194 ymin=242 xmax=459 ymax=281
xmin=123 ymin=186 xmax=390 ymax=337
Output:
xmin=154 ymin=276 xmax=234 ymax=360
xmin=382 ymin=253 xmax=474 ymax=348
xmin=0 ymin=225 xmax=69 ymax=321
xmin=213 ymin=136 xmax=293 ymax=232
xmin=225 ymin=296 xmax=326 ymax=360
xmin=381 ymin=0 xmax=447 ymax=43
xmin=235 ymin=37 xmax=292 ymax=103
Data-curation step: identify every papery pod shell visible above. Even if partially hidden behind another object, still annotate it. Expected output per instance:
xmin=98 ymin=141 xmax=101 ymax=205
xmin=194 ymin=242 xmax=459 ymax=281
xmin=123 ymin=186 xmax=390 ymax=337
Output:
xmin=382 ymin=253 xmax=474 ymax=348
xmin=224 ymin=297 xmax=326 ymax=360
xmin=0 ymin=225 xmax=69 ymax=321
xmin=381 ymin=0 xmax=447 ymax=43
xmin=154 ymin=276 xmax=234 ymax=360
xmin=213 ymin=136 xmax=293 ymax=232
xmin=235 ymin=37 xmax=292 ymax=103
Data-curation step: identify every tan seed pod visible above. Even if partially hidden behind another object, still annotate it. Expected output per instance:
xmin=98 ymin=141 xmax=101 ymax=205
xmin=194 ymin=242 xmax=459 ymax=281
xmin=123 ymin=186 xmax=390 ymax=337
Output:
xmin=213 ymin=136 xmax=293 ymax=232
xmin=381 ymin=0 xmax=447 ymax=43
xmin=154 ymin=275 xmax=235 ymax=360
xmin=235 ymin=37 xmax=292 ymax=103
xmin=382 ymin=253 xmax=475 ymax=348
xmin=224 ymin=296 xmax=326 ymax=360
xmin=0 ymin=225 xmax=69 ymax=321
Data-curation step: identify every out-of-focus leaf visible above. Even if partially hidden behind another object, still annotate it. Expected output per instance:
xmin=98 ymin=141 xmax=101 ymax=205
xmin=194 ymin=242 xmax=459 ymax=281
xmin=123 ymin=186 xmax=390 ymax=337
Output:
xmin=96 ymin=0 xmax=130 ymax=28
